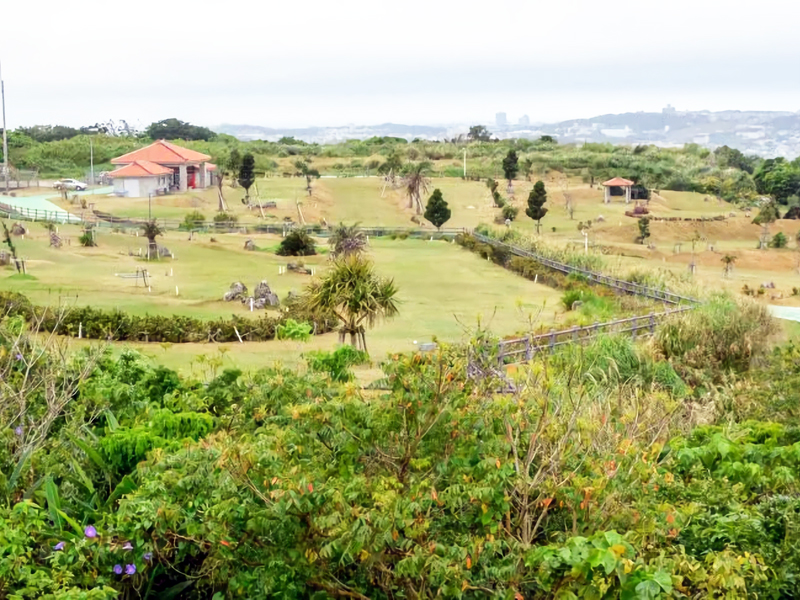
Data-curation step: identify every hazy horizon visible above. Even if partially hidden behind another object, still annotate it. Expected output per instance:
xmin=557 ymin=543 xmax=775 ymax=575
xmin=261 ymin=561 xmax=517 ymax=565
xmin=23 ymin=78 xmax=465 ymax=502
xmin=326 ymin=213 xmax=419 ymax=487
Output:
xmin=2 ymin=0 xmax=799 ymax=130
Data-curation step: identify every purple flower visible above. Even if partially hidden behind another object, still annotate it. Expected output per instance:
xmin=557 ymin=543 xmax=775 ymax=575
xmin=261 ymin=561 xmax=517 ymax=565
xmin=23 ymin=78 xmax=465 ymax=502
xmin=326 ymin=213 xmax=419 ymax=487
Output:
xmin=113 ymin=564 xmax=123 ymax=575
xmin=125 ymin=564 xmax=136 ymax=575
xmin=143 ymin=552 xmax=153 ymax=562
xmin=15 ymin=354 xmax=22 ymax=361
xmin=14 ymin=426 xmax=23 ymax=436
xmin=54 ymin=541 xmax=65 ymax=551
xmin=84 ymin=525 xmax=97 ymax=538
xmin=122 ymin=541 xmax=133 ymax=551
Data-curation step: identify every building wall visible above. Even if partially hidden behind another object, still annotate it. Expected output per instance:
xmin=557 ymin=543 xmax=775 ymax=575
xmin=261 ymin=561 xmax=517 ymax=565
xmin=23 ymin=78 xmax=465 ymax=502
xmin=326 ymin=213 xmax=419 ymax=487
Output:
xmin=113 ymin=178 xmax=140 ymax=197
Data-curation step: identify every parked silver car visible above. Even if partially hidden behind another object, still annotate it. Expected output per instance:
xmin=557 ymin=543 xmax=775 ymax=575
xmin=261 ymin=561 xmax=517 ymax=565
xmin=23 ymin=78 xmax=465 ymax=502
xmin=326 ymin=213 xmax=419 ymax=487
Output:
xmin=53 ymin=179 xmax=87 ymax=191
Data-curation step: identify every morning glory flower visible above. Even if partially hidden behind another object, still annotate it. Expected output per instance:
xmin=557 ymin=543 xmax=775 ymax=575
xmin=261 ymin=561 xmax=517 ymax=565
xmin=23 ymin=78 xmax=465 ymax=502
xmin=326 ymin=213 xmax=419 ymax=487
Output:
xmin=15 ymin=354 xmax=22 ymax=361
xmin=113 ymin=564 xmax=123 ymax=575
xmin=84 ymin=525 xmax=97 ymax=538
xmin=143 ymin=552 xmax=153 ymax=561
xmin=125 ymin=564 xmax=136 ymax=575
xmin=122 ymin=541 xmax=133 ymax=551
xmin=14 ymin=426 xmax=22 ymax=436
xmin=54 ymin=541 xmax=65 ymax=551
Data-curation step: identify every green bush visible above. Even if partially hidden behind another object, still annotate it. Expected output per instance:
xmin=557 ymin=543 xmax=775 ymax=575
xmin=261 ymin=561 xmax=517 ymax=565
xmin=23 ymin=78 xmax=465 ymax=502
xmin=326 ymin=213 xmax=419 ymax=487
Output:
xmin=275 ymin=319 xmax=313 ymax=341
xmin=305 ymin=345 xmax=369 ymax=381
xmin=78 ymin=230 xmax=96 ymax=247
xmin=656 ymin=295 xmax=778 ymax=386
xmin=182 ymin=210 xmax=206 ymax=229
xmin=501 ymin=204 xmax=519 ymax=221
xmin=276 ymin=229 xmax=317 ymax=256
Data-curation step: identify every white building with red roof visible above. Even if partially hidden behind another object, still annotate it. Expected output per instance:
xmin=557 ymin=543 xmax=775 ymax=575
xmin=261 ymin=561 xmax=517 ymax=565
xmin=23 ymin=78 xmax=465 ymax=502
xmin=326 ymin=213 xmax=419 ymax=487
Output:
xmin=109 ymin=140 xmax=217 ymax=197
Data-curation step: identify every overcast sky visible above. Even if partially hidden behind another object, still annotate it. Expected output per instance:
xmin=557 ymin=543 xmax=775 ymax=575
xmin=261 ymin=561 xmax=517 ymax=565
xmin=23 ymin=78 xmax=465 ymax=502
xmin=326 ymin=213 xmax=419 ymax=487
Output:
xmin=2 ymin=0 xmax=799 ymax=129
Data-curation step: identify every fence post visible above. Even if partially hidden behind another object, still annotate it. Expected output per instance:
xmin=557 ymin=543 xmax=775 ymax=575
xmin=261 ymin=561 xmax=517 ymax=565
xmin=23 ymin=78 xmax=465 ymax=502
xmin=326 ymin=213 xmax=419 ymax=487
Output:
xmin=525 ymin=337 xmax=532 ymax=361
xmin=573 ymin=326 xmax=580 ymax=343
xmin=649 ymin=312 xmax=656 ymax=335
xmin=549 ymin=330 xmax=556 ymax=354
xmin=631 ymin=319 xmax=638 ymax=341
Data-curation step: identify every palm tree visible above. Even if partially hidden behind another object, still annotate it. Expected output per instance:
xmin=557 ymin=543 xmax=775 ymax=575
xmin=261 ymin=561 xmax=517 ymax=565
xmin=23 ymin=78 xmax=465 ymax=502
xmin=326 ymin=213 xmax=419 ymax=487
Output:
xmin=141 ymin=220 xmax=163 ymax=260
xmin=402 ymin=161 xmax=432 ymax=214
xmin=329 ymin=222 xmax=367 ymax=258
xmin=300 ymin=255 xmax=399 ymax=352
xmin=721 ymin=254 xmax=737 ymax=277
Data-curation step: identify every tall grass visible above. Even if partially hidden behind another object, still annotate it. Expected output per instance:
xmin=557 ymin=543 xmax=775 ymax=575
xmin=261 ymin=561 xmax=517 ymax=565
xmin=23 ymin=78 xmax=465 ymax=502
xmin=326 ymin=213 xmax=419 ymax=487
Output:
xmin=655 ymin=295 xmax=778 ymax=387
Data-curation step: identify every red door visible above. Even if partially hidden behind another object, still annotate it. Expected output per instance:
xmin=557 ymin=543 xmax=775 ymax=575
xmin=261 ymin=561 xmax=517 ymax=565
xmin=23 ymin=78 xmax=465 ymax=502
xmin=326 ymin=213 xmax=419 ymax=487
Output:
xmin=187 ymin=169 xmax=196 ymax=188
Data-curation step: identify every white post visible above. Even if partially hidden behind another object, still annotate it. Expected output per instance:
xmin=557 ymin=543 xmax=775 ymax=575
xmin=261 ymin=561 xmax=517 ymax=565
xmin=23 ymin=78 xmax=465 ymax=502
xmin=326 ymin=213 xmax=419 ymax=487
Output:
xmin=250 ymin=297 xmax=254 ymax=312
xmin=462 ymin=148 xmax=467 ymax=177
xmin=78 ymin=323 xmax=82 ymax=339
xmin=175 ymin=286 xmax=179 ymax=296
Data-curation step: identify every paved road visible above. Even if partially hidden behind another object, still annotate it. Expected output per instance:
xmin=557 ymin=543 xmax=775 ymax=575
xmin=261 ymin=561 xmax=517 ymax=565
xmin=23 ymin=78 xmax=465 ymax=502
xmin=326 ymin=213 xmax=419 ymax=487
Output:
xmin=769 ymin=305 xmax=800 ymax=323
xmin=0 ymin=187 xmax=112 ymax=221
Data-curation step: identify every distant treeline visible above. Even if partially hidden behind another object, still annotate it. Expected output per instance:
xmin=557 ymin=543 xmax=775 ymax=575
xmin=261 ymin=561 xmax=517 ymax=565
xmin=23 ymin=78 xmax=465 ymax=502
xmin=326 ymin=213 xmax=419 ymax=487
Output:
xmin=3 ymin=117 xmax=800 ymax=205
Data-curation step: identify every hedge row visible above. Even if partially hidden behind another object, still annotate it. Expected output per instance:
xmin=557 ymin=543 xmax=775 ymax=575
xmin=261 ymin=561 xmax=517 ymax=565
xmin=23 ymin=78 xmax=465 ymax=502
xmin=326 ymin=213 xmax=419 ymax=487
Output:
xmin=0 ymin=292 xmax=335 ymax=343
xmin=455 ymin=234 xmax=569 ymax=289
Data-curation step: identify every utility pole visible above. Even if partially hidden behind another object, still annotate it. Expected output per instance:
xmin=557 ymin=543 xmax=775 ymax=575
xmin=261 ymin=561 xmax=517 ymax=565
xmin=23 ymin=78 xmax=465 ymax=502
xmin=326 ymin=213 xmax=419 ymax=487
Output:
xmin=1 ymin=61 xmax=8 ymax=193
xmin=90 ymin=136 xmax=94 ymax=187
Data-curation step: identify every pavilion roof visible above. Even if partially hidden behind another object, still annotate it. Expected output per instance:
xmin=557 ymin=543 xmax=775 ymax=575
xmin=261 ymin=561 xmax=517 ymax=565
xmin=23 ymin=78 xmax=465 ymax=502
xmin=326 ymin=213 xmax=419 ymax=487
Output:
xmin=602 ymin=177 xmax=635 ymax=187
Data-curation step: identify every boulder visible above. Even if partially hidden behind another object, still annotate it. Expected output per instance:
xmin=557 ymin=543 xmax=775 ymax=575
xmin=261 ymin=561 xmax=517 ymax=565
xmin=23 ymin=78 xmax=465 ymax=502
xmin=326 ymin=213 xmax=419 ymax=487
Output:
xmin=223 ymin=281 xmax=248 ymax=302
xmin=253 ymin=280 xmax=280 ymax=306
xmin=244 ymin=239 xmax=256 ymax=251
xmin=10 ymin=223 xmax=27 ymax=236
xmin=157 ymin=245 xmax=173 ymax=258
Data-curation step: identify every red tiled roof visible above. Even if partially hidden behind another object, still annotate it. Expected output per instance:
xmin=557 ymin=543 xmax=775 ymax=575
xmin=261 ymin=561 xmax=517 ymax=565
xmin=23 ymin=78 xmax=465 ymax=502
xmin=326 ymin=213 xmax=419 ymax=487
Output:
xmin=111 ymin=140 xmax=211 ymax=165
xmin=206 ymin=163 xmax=217 ymax=171
xmin=109 ymin=160 xmax=174 ymax=178
xmin=602 ymin=177 xmax=635 ymax=187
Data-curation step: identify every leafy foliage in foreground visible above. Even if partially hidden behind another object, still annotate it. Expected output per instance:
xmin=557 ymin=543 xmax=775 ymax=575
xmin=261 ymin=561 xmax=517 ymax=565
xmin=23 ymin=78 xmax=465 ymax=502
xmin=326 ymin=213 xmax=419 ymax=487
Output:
xmin=0 ymin=295 xmax=792 ymax=598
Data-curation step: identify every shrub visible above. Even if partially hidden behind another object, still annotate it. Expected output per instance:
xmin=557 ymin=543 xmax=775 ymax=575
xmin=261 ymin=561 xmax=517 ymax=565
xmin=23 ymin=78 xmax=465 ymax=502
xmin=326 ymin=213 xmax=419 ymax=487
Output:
xmin=655 ymin=295 xmax=778 ymax=386
xmin=770 ymin=231 xmax=788 ymax=248
xmin=183 ymin=210 xmax=206 ymax=229
xmin=501 ymin=205 xmax=519 ymax=221
xmin=562 ymin=289 xmax=591 ymax=310
xmin=78 ymin=229 xmax=96 ymax=247
xmin=276 ymin=229 xmax=317 ymax=256
xmin=213 ymin=212 xmax=238 ymax=229
xmin=275 ymin=319 xmax=313 ymax=341
xmin=305 ymin=345 xmax=369 ymax=382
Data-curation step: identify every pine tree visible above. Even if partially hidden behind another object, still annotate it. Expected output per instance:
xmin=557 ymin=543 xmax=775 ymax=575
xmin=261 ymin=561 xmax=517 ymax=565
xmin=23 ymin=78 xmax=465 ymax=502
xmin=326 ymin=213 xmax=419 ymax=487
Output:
xmin=525 ymin=181 xmax=548 ymax=233
xmin=424 ymin=189 xmax=451 ymax=230
xmin=502 ymin=150 xmax=519 ymax=193
xmin=238 ymin=153 xmax=256 ymax=201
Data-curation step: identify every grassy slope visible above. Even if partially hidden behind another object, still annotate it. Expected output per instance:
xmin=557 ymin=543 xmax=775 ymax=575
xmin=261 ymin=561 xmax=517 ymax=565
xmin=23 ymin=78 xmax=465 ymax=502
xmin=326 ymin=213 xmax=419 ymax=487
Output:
xmin=0 ymin=223 xmax=560 ymax=374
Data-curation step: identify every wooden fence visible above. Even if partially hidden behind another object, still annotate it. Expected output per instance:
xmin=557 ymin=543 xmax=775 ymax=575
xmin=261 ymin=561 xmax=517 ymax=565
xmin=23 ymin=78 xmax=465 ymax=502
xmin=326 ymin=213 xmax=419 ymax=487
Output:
xmin=472 ymin=232 xmax=698 ymax=305
xmin=491 ymin=307 xmax=691 ymax=367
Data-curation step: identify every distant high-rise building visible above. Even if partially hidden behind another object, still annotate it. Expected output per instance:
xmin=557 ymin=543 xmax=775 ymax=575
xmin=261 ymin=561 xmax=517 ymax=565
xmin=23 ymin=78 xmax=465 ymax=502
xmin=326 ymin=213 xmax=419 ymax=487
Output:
xmin=662 ymin=104 xmax=676 ymax=115
xmin=495 ymin=112 xmax=507 ymax=127
xmin=518 ymin=114 xmax=530 ymax=126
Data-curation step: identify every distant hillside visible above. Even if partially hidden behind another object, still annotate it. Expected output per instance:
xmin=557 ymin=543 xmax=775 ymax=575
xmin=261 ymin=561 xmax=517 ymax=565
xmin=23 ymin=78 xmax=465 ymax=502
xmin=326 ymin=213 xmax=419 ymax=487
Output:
xmin=215 ymin=109 xmax=800 ymax=158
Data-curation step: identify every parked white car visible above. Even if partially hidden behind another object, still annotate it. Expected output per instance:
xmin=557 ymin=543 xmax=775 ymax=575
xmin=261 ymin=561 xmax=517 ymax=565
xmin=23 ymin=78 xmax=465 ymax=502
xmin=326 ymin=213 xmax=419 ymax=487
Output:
xmin=53 ymin=179 xmax=87 ymax=191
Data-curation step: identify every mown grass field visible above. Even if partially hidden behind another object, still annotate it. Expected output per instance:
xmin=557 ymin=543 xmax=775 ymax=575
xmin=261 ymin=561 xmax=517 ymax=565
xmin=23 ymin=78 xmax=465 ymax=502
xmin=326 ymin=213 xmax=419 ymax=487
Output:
xmin=0 ymin=222 xmax=562 ymax=373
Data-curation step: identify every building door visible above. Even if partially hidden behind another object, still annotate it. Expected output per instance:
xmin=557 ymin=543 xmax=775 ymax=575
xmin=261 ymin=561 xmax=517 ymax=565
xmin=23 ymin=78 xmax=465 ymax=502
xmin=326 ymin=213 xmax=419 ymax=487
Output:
xmin=187 ymin=168 xmax=196 ymax=188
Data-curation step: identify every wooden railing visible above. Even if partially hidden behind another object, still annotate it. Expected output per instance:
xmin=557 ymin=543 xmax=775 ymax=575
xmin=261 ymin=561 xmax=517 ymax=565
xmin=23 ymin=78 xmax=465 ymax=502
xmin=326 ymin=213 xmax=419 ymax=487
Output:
xmin=472 ymin=232 xmax=699 ymax=305
xmin=493 ymin=307 xmax=691 ymax=367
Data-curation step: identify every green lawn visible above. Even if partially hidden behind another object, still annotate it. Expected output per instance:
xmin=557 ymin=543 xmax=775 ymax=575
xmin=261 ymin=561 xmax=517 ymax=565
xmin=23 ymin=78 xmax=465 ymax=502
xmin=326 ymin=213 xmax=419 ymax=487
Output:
xmin=1 ymin=222 xmax=562 ymax=375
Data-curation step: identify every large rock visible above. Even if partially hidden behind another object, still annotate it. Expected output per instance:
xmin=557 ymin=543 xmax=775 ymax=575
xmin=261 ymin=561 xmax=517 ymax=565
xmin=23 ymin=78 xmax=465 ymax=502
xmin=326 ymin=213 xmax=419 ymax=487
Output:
xmin=223 ymin=281 xmax=248 ymax=302
xmin=244 ymin=239 xmax=256 ymax=251
xmin=254 ymin=280 xmax=280 ymax=306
